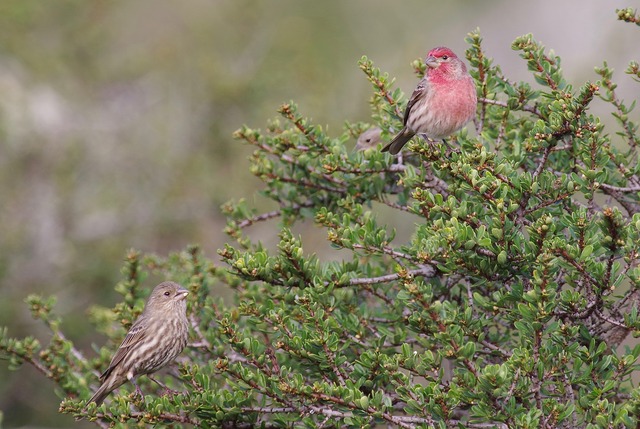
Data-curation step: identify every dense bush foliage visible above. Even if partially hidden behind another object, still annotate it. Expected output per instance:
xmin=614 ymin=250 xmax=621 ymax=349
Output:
xmin=3 ymin=23 xmax=640 ymax=428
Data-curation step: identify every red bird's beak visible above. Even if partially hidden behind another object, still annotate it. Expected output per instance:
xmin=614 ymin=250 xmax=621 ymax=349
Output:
xmin=425 ymin=56 xmax=438 ymax=68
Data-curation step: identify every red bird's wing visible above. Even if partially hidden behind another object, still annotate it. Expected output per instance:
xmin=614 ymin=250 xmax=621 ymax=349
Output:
xmin=403 ymin=79 xmax=427 ymax=126
xmin=99 ymin=321 xmax=147 ymax=380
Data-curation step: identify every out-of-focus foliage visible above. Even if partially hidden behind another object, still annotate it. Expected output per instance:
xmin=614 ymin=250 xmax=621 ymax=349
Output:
xmin=0 ymin=1 xmax=393 ymax=425
xmin=3 ymin=18 xmax=640 ymax=427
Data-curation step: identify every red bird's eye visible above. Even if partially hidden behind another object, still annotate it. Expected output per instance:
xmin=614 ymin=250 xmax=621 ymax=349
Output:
xmin=442 ymin=55 xmax=449 ymax=60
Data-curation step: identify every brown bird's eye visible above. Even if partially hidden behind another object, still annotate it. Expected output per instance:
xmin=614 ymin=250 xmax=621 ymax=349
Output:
xmin=164 ymin=291 xmax=171 ymax=296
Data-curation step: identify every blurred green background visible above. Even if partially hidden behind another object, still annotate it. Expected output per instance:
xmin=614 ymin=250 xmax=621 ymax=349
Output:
xmin=0 ymin=0 xmax=638 ymax=427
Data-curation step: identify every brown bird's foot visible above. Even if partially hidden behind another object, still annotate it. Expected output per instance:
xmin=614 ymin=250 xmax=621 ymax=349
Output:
xmin=148 ymin=375 xmax=181 ymax=398
xmin=128 ymin=378 xmax=146 ymax=402
xmin=126 ymin=388 xmax=146 ymax=408
xmin=134 ymin=385 xmax=145 ymax=400
xmin=161 ymin=387 xmax=181 ymax=398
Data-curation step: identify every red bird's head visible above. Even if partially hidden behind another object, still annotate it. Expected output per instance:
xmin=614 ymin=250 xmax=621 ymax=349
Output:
xmin=424 ymin=47 xmax=467 ymax=79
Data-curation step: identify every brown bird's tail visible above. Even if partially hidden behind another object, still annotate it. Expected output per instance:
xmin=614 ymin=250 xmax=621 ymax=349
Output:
xmin=88 ymin=385 xmax=110 ymax=406
xmin=88 ymin=375 xmax=126 ymax=405
xmin=381 ymin=127 xmax=415 ymax=155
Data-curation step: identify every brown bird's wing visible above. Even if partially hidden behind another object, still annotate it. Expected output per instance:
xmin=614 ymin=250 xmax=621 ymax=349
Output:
xmin=402 ymin=78 xmax=427 ymax=125
xmin=99 ymin=319 xmax=147 ymax=381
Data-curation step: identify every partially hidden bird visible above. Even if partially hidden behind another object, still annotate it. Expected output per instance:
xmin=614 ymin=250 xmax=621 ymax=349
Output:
xmin=381 ymin=46 xmax=477 ymax=155
xmin=88 ymin=281 xmax=189 ymax=405
xmin=355 ymin=127 xmax=383 ymax=151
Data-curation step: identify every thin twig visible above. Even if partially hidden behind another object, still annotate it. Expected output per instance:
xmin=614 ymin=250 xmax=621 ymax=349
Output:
xmin=599 ymin=182 xmax=640 ymax=193
xmin=479 ymin=97 xmax=542 ymax=117
xmin=349 ymin=267 xmax=437 ymax=286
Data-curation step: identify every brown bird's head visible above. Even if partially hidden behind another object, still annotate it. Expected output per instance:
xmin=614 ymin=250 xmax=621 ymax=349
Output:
xmin=144 ymin=281 xmax=189 ymax=315
xmin=424 ymin=47 xmax=468 ymax=80
xmin=355 ymin=127 xmax=383 ymax=151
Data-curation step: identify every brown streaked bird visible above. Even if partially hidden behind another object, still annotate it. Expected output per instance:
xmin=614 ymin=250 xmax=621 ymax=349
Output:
xmin=88 ymin=281 xmax=189 ymax=405
xmin=355 ymin=127 xmax=383 ymax=151
xmin=381 ymin=46 xmax=477 ymax=155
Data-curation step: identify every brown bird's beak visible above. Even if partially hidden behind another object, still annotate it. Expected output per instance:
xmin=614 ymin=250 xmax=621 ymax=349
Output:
xmin=425 ymin=56 xmax=438 ymax=68
xmin=176 ymin=289 xmax=189 ymax=301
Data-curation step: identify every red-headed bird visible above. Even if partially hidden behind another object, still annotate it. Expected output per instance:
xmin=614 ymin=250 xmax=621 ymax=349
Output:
xmin=382 ymin=47 xmax=477 ymax=155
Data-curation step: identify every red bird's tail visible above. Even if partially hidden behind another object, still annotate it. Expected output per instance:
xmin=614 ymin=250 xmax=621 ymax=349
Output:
xmin=381 ymin=127 xmax=415 ymax=155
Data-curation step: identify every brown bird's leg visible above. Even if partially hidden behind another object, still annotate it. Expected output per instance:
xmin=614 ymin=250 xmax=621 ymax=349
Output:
xmin=148 ymin=375 xmax=180 ymax=396
xmin=127 ymin=375 xmax=145 ymax=399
